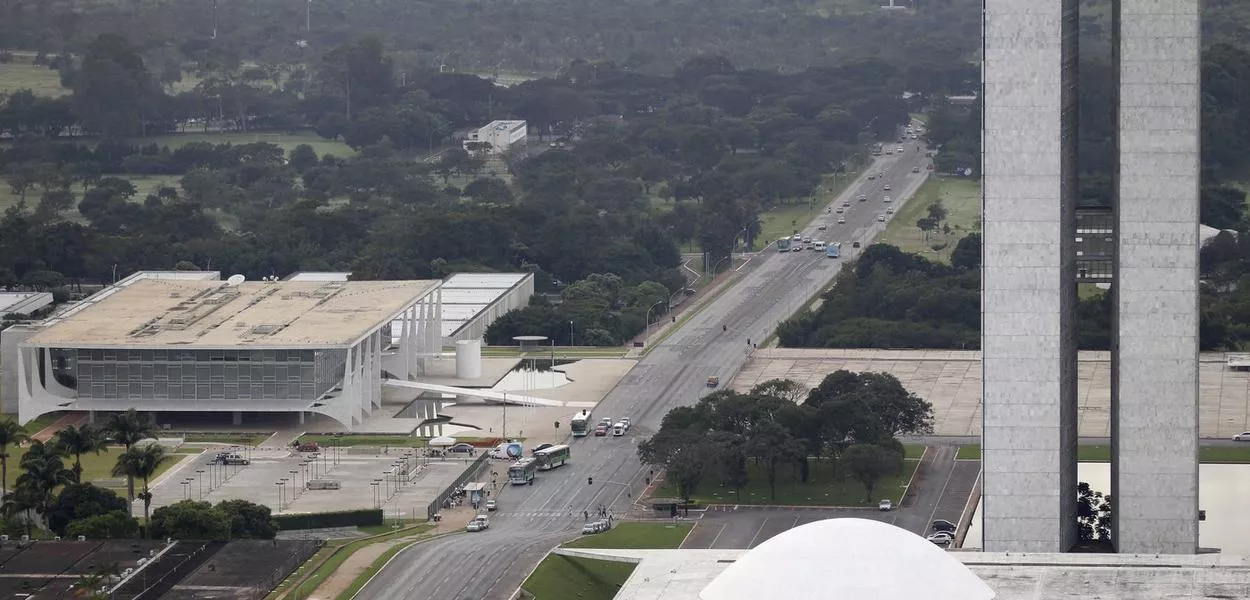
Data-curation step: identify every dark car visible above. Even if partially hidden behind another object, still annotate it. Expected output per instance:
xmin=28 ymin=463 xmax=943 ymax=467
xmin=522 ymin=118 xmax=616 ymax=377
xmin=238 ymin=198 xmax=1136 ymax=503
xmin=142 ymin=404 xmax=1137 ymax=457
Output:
xmin=594 ymin=424 xmax=609 ymax=437
xmin=852 ymin=241 xmax=861 ymax=248
xmin=448 ymin=443 xmax=476 ymax=454
xmin=932 ymin=519 xmax=957 ymax=533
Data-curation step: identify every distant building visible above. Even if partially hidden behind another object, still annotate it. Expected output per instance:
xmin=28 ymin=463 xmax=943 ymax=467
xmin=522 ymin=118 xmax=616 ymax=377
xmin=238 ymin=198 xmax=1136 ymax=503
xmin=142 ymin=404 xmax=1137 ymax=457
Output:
xmin=0 ymin=292 xmax=53 ymax=319
xmin=463 ymin=120 xmax=528 ymax=155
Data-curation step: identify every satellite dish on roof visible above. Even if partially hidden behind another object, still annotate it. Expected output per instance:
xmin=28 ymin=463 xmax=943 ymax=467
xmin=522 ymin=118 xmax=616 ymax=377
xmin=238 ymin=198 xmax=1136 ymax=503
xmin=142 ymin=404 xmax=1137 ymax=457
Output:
xmin=226 ymin=274 xmax=246 ymax=286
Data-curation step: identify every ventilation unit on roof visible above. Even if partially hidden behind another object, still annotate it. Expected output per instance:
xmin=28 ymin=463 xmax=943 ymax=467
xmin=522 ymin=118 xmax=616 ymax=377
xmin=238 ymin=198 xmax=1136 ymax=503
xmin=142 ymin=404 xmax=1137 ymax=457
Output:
xmin=250 ymin=324 xmax=280 ymax=335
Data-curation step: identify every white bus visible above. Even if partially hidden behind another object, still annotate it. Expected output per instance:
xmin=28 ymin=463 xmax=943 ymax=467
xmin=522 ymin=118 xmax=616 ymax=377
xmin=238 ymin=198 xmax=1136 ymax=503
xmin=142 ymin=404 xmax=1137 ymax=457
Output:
xmin=534 ymin=445 xmax=571 ymax=470
xmin=570 ymin=410 xmax=592 ymax=437
xmin=508 ymin=458 xmax=539 ymax=485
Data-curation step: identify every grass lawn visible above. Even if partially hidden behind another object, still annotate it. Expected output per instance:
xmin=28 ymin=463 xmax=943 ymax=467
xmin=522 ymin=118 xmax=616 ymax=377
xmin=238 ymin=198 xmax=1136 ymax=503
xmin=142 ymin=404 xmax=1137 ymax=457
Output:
xmin=0 ymin=412 xmax=65 ymax=435
xmin=656 ymin=456 xmax=919 ymax=506
xmin=0 ymin=61 xmax=68 ymax=97
xmin=958 ymin=444 xmax=1250 ymax=464
xmin=178 ymin=432 xmax=272 ymax=446
xmin=0 ymin=446 xmax=181 ymax=491
xmin=878 ymin=176 xmax=980 ymax=263
xmin=521 ymin=555 xmax=636 ymax=600
xmin=265 ymin=523 xmax=433 ymax=600
xmin=131 ymin=131 xmax=356 ymax=158
xmin=300 ymin=434 xmax=428 ymax=448
xmin=564 ymin=522 xmax=692 ymax=550
xmin=755 ymin=172 xmax=857 ymax=250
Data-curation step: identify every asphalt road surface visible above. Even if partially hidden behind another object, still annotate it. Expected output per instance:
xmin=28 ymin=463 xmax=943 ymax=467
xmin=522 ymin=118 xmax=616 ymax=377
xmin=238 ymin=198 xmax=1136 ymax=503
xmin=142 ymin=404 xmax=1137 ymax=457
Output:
xmin=355 ymin=140 xmax=935 ymax=600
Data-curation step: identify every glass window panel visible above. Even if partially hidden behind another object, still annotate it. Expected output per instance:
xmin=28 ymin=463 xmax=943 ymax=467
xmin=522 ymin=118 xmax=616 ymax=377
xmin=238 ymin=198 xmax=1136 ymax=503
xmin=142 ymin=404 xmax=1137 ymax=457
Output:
xmin=196 ymin=384 xmax=210 ymax=399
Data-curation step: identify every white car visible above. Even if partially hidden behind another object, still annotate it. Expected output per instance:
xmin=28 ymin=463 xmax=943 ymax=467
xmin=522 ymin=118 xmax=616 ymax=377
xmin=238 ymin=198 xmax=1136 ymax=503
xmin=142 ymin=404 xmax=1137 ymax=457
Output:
xmin=620 ymin=417 xmax=631 ymax=430
xmin=878 ymin=499 xmax=893 ymax=511
xmin=883 ymin=196 xmax=892 ymax=203
xmin=883 ymin=184 xmax=891 ymax=191
xmin=887 ymin=207 xmax=894 ymax=214
xmin=837 ymin=218 xmax=846 ymax=224
xmin=927 ymin=532 xmax=954 ymax=546
xmin=818 ymin=224 xmax=827 ymax=230
xmin=486 ymin=499 xmax=497 ymax=511
xmin=1234 ymin=431 xmax=1250 ymax=441
xmin=877 ymin=215 xmax=886 ymax=222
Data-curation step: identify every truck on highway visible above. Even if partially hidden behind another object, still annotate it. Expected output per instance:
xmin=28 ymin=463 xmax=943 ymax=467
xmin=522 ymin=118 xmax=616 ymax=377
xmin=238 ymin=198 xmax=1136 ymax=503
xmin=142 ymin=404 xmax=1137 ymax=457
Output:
xmin=508 ymin=458 xmax=538 ymax=485
xmin=826 ymin=242 xmax=841 ymax=258
xmin=534 ymin=444 xmax=570 ymax=470
xmin=570 ymin=410 xmax=591 ymax=437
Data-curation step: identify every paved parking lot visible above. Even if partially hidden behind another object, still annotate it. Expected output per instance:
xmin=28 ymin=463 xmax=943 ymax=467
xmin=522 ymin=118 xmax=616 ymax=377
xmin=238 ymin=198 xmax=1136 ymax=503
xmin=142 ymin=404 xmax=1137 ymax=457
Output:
xmin=679 ymin=446 xmax=981 ymax=549
xmin=735 ymin=349 xmax=1250 ymax=438
xmin=146 ymin=447 xmax=475 ymax=519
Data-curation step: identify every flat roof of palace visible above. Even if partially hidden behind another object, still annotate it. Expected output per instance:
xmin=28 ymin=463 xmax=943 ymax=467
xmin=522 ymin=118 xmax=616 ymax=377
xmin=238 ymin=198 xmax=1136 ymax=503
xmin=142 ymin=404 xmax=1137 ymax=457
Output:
xmin=25 ymin=279 xmax=439 ymax=348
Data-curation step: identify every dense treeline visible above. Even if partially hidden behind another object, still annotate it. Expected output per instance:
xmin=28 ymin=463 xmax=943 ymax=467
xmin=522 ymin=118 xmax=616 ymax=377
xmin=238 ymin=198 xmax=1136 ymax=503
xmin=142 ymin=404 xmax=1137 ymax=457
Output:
xmin=1 ymin=34 xmax=918 ymax=345
xmin=0 ymin=0 xmax=984 ymax=77
xmin=639 ymin=374 xmax=933 ymax=504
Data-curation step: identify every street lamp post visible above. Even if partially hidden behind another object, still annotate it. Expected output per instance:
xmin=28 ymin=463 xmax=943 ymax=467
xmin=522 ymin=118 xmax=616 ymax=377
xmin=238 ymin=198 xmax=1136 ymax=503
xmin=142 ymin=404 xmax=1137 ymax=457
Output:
xmin=644 ymin=300 xmax=665 ymax=347
xmin=371 ymin=481 xmax=381 ymax=508
xmin=709 ymin=255 xmax=730 ymax=278
xmin=196 ymin=470 xmax=205 ymax=500
xmin=290 ymin=470 xmax=300 ymax=499
xmin=275 ymin=482 xmax=283 ymax=511
xmin=568 ymin=321 xmax=574 ymax=348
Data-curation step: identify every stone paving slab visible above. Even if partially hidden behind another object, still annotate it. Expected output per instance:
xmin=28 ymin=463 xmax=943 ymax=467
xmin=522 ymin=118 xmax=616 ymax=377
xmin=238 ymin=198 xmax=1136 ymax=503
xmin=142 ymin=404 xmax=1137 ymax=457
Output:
xmin=734 ymin=349 xmax=1250 ymax=438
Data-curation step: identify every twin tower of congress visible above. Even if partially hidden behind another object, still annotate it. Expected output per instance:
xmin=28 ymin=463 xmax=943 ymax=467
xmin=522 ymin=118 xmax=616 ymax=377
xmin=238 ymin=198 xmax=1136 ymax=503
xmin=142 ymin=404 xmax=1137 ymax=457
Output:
xmin=981 ymin=0 xmax=1201 ymax=554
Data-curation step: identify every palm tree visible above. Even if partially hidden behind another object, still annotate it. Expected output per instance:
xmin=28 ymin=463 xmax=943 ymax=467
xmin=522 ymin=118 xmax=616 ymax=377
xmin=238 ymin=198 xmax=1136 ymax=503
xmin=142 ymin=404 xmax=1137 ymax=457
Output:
xmin=54 ymin=424 xmax=106 ymax=483
xmin=0 ymin=421 xmax=29 ymax=499
xmin=104 ymin=410 xmax=155 ymax=514
xmin=15 ymin=441 xmax=75 ymax=524
xmin=112 ymin=445 xmax=164 ymax=537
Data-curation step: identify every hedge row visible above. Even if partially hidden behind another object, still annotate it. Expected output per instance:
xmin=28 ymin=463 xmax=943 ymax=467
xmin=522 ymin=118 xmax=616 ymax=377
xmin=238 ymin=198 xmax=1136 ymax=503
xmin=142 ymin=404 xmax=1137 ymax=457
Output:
xmin=274 ymin=508 xmax=384 ymax=530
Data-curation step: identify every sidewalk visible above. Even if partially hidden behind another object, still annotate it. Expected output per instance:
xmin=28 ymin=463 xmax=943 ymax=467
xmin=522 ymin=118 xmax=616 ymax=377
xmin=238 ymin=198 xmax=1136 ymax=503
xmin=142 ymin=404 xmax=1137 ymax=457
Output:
xmin=624 ymin=261 xmax=752 ymax=358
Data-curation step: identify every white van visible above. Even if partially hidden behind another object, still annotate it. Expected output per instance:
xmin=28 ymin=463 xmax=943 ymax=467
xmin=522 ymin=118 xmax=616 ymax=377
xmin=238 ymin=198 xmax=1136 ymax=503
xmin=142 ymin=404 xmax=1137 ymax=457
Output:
xmin=814 ymin=241 xmax=826 ymax=251
xmin=612 ymin=422 xmax=625 ymax=436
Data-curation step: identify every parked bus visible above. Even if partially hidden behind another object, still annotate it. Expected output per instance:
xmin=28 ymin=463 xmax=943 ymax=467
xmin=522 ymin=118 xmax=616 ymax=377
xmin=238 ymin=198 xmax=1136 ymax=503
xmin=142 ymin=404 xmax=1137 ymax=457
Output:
xmin=777 ymin=238 xmax=793 ymax=252
xmin=570 ymin=410 xmax=591 ymax=437
xmin=872 ymin=142 xmax=884 ymax=156
xmin=508 ymin=458 xmax=539 ymax=485
xmin=534 ymin=444 xmax=571 ymax=470
xmin=826 ymin=242 xmax=841 ymax=258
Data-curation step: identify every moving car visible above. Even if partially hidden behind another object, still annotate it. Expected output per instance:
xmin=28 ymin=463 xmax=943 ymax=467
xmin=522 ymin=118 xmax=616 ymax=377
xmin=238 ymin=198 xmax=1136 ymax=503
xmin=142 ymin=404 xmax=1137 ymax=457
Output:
xmin=449 ymin=443 xmax=475 ymax=454
xmin=466 ymin=515 xmax=490 ymax=532
xmin=835 ymin=208 xmax=844 ymax=214
xmin=486 ymin=499 xmax=497 ymax=511
xmin=620 ymin=417 xmax=632 ymax=430
xmin=214 ymin=452 xmax=250 ymax=466
xmin=912 ymin=166 xmax=921 ymax=173
xmin=582 ymin=520 xmax=611 ymax=534
xmin=1234 ymin=431 xmax=1250 ymax=441
xmin=887 ymin=207 xmax=894 ymax=214
xmin=818 ymin=224 xmax=827 ymax=230
xmin=856 ymin=195 xmax=866 ymax=202
xmin=594 ymin=424 xmax=609 ymax=436
xmin=883 ymin=196 xmax=892 ymax=203
xmin=792 ymin=246 xmax=802 ymax=252
xmin=883 ymin=184 xmax=891 ymax=191
xmin=878 ymin=499 xmax=893 ymax=511
xmin=802 ymin=236 xmax=812 ymax=243
xmin=707 ymin=375 xmax=720 ymax=387
xmin=852 ymin=241 xmax=861 ymax=248
xmin=837 ymin=218 xmax=846 ymax=224
xmin=877 ymin=215 xmax=886 ymax=222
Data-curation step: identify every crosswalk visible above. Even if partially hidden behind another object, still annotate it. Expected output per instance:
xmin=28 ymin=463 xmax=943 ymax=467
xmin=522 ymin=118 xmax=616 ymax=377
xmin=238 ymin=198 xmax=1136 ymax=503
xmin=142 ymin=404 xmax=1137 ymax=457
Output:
xmin=498 ymin=510 xmax=570 ymax=518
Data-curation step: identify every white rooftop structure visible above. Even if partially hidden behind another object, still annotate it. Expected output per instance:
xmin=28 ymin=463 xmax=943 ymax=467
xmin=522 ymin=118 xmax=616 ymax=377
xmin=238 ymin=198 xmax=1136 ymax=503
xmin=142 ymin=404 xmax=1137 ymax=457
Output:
xmin=0 ymin=292 xmax=53 ymax=318
xmin=567 ymin=518 xmax=1250 ymax=600
xmin=391 ymin=272 xmax=533 ymax=346
xmin=463 ymin=120 xmax=528 ymax=155
xmin=285 ymin=271 xmax=352 ymax=282
xmin=702 ymin=519 xmax=992 ymax=600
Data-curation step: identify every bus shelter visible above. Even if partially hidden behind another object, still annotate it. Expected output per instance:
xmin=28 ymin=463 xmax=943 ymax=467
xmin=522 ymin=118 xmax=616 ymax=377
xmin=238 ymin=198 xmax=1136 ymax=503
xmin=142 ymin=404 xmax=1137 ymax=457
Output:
xmin=464 ymin=482 xmax=487 ymax=506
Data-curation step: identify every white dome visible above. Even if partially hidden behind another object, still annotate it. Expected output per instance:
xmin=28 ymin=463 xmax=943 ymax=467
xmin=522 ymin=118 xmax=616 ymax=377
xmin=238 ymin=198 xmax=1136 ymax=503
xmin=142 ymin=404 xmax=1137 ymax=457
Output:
xmin=699 ymin=518 xmax=994 ymax=600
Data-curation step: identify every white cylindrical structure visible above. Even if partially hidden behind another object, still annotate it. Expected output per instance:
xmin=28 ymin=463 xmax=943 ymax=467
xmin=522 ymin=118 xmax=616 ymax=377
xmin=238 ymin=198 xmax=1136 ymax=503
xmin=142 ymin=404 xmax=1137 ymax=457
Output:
xmin=456 ymin=339 xmax=482 ymax=379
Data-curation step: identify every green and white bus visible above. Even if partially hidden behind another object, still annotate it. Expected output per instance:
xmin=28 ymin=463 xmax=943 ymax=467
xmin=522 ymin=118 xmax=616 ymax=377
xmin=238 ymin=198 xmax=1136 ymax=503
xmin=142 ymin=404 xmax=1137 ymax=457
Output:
xmin=777 ymin=238 xmax=793 ymax=252
xmin=570 ymin=410 xmax=592 ymax=437
xmin=534 ymin=444 xmax=571 ymax=470
xmin=508 ymin=458 xmax=539 ymax=485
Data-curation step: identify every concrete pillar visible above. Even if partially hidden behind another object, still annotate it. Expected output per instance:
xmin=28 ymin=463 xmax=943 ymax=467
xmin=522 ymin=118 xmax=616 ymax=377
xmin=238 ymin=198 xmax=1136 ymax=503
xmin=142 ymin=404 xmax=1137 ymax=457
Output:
xmin=1111 ymin=0 xmax=1200 ymax=555
xmin=88 ymin=411 xmax=96 ymax=424
xmin=981 ymin=0 xmax=1080 ymax=553
xmin=299 ymin=411 xmax=305 ymax=425
xmin=233 ymin=411 xmax=242 ymax=426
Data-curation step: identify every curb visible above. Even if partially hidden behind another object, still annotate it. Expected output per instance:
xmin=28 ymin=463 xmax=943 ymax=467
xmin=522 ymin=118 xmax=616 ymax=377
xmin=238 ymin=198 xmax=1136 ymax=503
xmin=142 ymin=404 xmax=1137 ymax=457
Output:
xmin=897 ymin=446 xmax=930 ymax=507
xmin=346 ymin=531 xmax=460 ymax=600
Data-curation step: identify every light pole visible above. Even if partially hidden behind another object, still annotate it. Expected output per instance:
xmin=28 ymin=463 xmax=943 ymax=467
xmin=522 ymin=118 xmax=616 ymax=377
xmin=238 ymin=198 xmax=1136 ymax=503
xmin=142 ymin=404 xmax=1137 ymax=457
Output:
xmin=644 ymin=300 xmax=665 ymax=347
xmin=709 ymin=255 xmax=730 ymax=278
xmin=181 ymin=480 xmax=190 ymax=501
xmin=305 ymin=0 xmax=312 ymax=33
xmin=196 ymin=470 xmax=205 ymax=500
xmin=371 ymin=481 xmax=381 ymax=508
xmin=568 ymin=321 xmax=574 ymax=348
xmin=502 ymin=391 xmax=508 ymax=440
xmin=275 ymin=482 xmax=282 ymax=511
xmin=290 ymin=470 xmax=300 ymax=498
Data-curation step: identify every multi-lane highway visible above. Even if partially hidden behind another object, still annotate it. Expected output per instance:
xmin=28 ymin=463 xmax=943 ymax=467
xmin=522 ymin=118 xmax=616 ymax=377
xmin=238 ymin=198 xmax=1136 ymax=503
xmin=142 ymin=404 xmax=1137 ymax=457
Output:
xmin=356 ymin=140 xmax=934 ymax=600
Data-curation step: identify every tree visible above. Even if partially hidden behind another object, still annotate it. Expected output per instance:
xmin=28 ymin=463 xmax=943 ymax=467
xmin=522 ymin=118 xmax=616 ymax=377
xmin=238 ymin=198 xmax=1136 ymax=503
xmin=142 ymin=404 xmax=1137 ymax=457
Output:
xmin=149 ymin=500 xmax=231 ymax=540
xmin=111 ymin=444 xmax=165 ymax=537
xmin=0 ymin=421 xmax=27 ymax=500
xmin=842 ymin=443 xmax=903 ymax=502
xmin=916 ymin=216 xmax=937 ymax=240
xmin=54 ymin=424 xmax=106 ymax=482
xmin=950 ymin=232 xmax=981 ymax=270
xmin=15 ymin=441 xmax=75 ymax=523
xmin=1076 ymin=482 xmax=1113 ymax=547
xmin=67 ymin=510 xmax=140 ymax=540
xmin=48 ymin=483 xmax=129 ymax=536
xmin=104 ymin=409 xmax=155 ymax=514
xmin=217 ymin=499 xmax=277 ymax=539
xmin=637 ymin=428 xmax=710 ymax=504
xmin=745 ymin=419 xmax=806 ymax=501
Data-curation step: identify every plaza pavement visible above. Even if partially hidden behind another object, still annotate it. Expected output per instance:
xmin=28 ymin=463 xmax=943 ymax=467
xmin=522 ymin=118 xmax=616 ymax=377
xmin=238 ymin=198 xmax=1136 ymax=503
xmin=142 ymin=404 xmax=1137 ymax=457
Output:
xmin=733 ymin=349 xmax=1250 ymax=438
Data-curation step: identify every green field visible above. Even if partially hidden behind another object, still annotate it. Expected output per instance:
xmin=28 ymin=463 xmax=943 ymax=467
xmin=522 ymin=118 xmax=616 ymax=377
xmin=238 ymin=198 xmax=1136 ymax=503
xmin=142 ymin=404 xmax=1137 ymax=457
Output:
xmin=0 ymin=445 xmax=182 ymax=492
xmin=564 ymin=522 xmax=693 ymax=549
xmin=655 ymin=455 xmax=920 ymax=506
xmin=521 ymin=555 xmax=636 ymax=600
xmin=0 ymin=60 xmax=68 ymax=97
xmin=133 ymin=131 xmax=355 ymax=158
xmin=522 ymin=522 xmax=691 ymax=600
xmin=878 ymin=176 xmax=980 ymax=262
xmin=957 ymin=444 xmax=1250 ymax=463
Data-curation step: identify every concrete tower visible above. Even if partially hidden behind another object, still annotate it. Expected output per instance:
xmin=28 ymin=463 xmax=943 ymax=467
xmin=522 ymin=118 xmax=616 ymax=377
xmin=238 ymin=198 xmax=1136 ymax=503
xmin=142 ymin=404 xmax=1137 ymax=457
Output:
xmin=981 ymin=0 xmax=1199 ymax=554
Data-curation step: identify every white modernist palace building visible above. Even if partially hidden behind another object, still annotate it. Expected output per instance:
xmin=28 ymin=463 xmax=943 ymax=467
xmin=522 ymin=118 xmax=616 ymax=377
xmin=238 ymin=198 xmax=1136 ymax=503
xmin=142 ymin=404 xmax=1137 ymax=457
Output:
xmin=3 ymin=271 xmax=447 ymax=428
